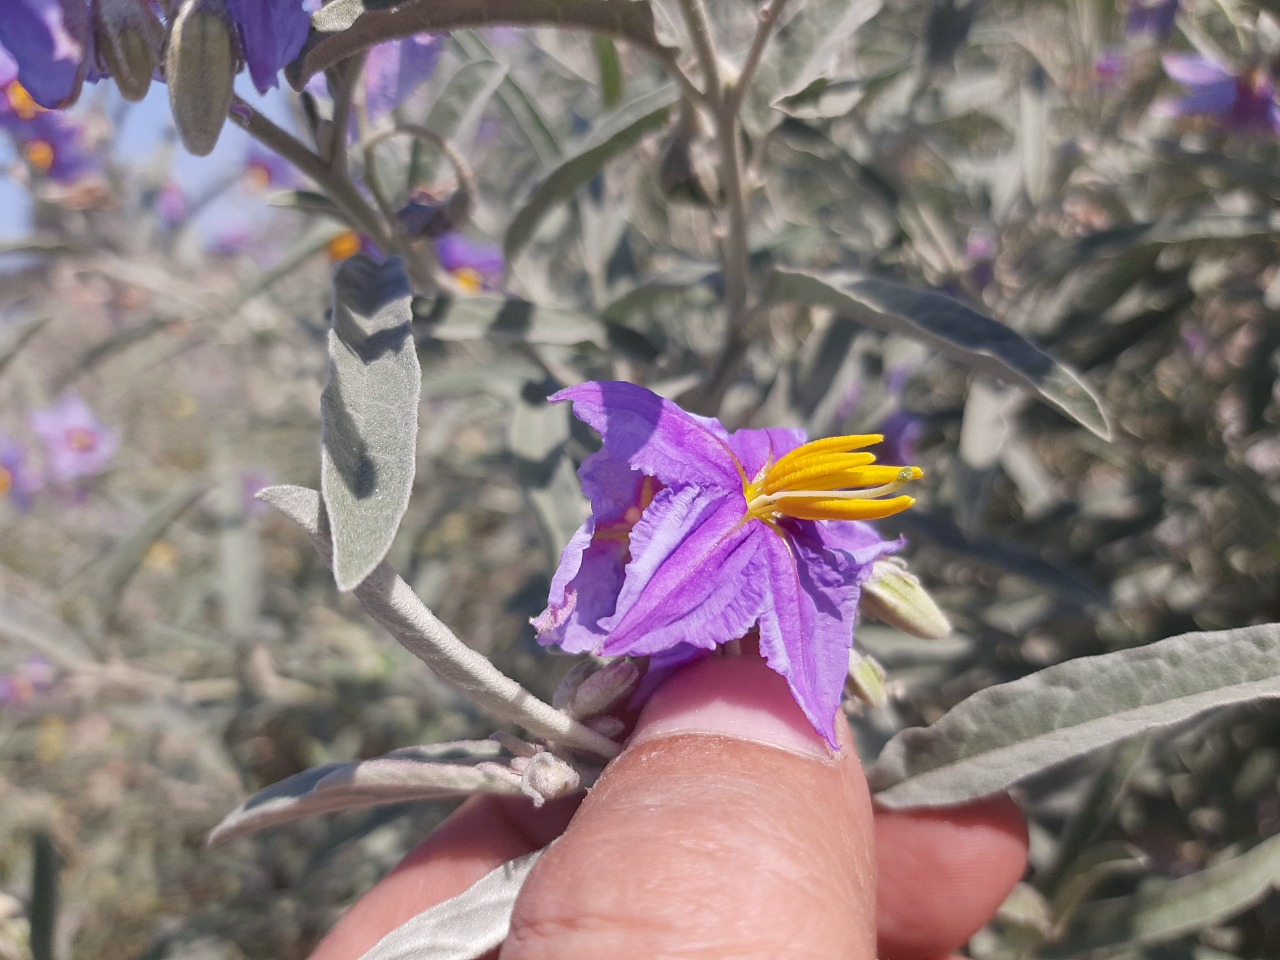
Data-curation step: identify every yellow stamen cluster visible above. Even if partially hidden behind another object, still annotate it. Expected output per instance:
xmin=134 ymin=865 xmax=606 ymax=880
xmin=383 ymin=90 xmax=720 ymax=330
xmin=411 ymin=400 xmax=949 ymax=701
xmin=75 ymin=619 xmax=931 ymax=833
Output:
xmin=743 ymin=434 xmax=923 ymax=524
xmin=452 ymin=267 xmax=484 ymax=293
xmin=24 ymin=139 xmax=54 ymax=174
xmin=6 ymin=83 xmax=43 ymax=121
xmin=326 ymin=230 xmax=362 ymax=262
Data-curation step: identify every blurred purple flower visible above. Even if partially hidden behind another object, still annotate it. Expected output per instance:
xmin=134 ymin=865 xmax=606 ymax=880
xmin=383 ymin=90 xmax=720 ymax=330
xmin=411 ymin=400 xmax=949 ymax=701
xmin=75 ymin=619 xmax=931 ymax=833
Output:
xmin=30 ymin=394 xmax=118 ymax=483
xmin=0 ymin=0 xmax=90 ymax=109
xmin=532 ymin=381 xmax=919 ymax=746
xmin=224 ymin=0 xmax=310 ymax=95
xmin=156 ymin=179 xmax=188 ymax=225
xmin=0 ymin=434 xmax=42 ymax=511
xmin=1160 ymin=53 xmax=1280 ymax=134
xmin=1127 ymin=0 xmax=1178 ymax=41
xmin=436 ymin=233 xmax=504 ymax=292
xmin=364 ymin=33 xmax=444 ymax=121
xmin=243 ymin=144 xmax=300 ymax=189
xmin=1094 ymin=50 xmax=1127 ymax=89
xmin=965 ymin=227 xmax=997 ymax=292
xmin=8 ymin=108 xmax=98 ymax=182
xmin=876 ymin=409 xmax=924 ymax=468
xmin=0 ymin=655 xmax=57 ymax=707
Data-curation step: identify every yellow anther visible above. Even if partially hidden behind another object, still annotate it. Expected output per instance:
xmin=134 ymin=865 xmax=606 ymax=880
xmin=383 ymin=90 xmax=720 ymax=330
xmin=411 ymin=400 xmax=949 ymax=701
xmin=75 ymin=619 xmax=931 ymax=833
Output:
xmin=7 ymin=83 xmax=43 ymax=120
xmin=452 ymin=267 xmax=484 ymax=293
xmin=326 ymin=230 xmax=362 ymax=262
xmin=743 ymin=435 xmax=922 ymax=525
xmin=24 ymin=139 xmax=55 ymax=173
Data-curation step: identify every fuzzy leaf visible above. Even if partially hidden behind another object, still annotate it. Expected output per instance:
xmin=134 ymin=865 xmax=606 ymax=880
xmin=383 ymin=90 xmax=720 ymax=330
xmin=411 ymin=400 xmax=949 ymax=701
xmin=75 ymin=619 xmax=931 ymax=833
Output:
xmin=321 ymin=256 xmax=421 ymax=592
xmin=509 ymin=381 xmax=587 ymax=566
xmin=358 ymin=849 xmax=547 ymax=960
xmin=504 ymin=85 xmax=678 ymax=260
xmin=1045 ymin=833 xmax=1280 ymax=957
xmin=869 ymin=623 xmax=1280 ymax=808
xmin=416 ymin=59 xmax=508 ymax=180
xmin=292 ymin=0 xmax=676 ymax=88
xmin=208 ymin=742 xmax=516 ymax=846
xmin=761 ymin=267 xmax=1110 ymax=439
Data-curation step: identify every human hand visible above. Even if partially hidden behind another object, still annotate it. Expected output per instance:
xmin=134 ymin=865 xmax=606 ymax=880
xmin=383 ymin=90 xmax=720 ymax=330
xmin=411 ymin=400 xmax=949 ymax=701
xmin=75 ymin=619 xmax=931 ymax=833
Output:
xmin=308 ymin=656 xmax=1028 ymax=960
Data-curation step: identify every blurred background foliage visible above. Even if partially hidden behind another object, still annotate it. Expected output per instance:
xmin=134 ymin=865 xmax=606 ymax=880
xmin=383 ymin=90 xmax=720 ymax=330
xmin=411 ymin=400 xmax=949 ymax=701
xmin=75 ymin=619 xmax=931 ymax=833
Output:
xmin=2 ymin=0 xmax=1280 ymax=957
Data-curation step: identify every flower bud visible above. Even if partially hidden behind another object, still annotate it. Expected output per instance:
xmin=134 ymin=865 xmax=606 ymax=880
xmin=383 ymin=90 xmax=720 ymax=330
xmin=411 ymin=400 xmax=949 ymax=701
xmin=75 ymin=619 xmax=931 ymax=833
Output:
xmin=552 ymin=658 xmax=598 ymax=712
xmin=515 ymin=751 xmax=580 ymax=807
xmin=93 ymin=0 xmax=165 ymax=102
xmin=846 ymin=649 xmax=888 ymax=708
xmin=567 ymin=657 xmax=640 ymax=719
xmin=860 ymin=557 xmax=952 ymax=641
xmin=165 ymin=0 xmax=238 ymax=156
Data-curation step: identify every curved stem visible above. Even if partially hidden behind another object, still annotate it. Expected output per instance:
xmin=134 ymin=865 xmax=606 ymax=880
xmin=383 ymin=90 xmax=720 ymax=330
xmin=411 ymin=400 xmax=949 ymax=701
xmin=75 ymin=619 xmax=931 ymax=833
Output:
xmin=677 ymin=0 xmax=723 ymax=97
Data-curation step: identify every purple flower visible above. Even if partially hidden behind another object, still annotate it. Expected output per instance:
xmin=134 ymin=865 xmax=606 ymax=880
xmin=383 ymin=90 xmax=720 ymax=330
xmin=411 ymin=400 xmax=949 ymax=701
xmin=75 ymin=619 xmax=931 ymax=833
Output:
xmin=156 ymin=179 xmax=188 ymax=225
xmin=532 ymin=381 xmax=921 ymax=747
xmin=1127 ymin=0 xmax=1178 ymax=41
xmin=30 ymin=394 xmax=118 ymax=483
xmin=224 ymin=0 xmax=310 ymax=95
xmin=0 ymin=0 xmax=90 ymax=109
xmin=243 ymin=144 xmax=300 ymax=189
xmin=1160 ymin=53 xmax=1280 ymax=134
xmin=1094 ymin=50 xmax=1128 ymax=89
xmin=0 ymin=654 xmax=56 ymax=707
xmin=0 ymin=434 xmax=42 ymax=511
xmin=436 ymin=233 xmax=504 ymax=292
xmin=363 ymin=33 xmax=444 ymax=121
xmin=7 ymin=108 xmax=97 ymax=182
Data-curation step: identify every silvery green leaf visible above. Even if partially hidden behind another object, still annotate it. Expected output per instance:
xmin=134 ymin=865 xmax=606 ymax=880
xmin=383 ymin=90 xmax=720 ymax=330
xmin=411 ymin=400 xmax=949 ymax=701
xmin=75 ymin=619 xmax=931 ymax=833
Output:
xmin=1049 ymin=213 xmax=1280 ymax=277
xmin=413 ymin=295 xmax=607 ymax=346
xmin=761 ymin=267 xmax=1110 ymax=439
xmin=451 ymin=31 xmax=559 ymax=164
xmin=1044 ymin=833 xmax=1280 ymax=957
xmin=744 ymin=0 xmax=883 ymax=133
xmin=869 ymin=623 xmax=1280 ymax=808
xmin=415 ymin=60 xmax=508 ymax=181
xmin=0 ymin=314 xmax=49 ymax=379
xmin=1019 ymin=65 xmax=1051 ymax=206
xmin=358 ymin=849 xmax=547 ymax=960
xmin=292 ymin=0 xmax=676 ymax=88
xmin=321 ymin=256 xmax=420 ymax=592
xmin=208 ymin=741 xmax=516 ymax=846
xmin=504 ymin=85 xmax=678 ymax=261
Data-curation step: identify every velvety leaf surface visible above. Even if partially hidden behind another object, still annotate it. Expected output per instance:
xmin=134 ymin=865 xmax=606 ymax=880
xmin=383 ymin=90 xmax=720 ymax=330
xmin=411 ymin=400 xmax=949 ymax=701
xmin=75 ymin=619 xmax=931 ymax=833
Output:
xmin=869 ymin=624 xmax=1280 ymax=808
xmin=357 ymin=850 xmax=547 ymax=960
xmin=321 ymin=256 xmax=420 ymax=592
xmin=762 ymin=267 xmax=1110 ymax=438
xmin=413 ymin=294 xmax=608 ymax=346
xmin=504 ymin=85 xmax=678 ymax=260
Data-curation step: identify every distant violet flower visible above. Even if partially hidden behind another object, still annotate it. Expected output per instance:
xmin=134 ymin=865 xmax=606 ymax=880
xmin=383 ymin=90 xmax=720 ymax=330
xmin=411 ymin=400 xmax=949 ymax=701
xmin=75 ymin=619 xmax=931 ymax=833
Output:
xmin=0 ymin=434 xmax=41 ymax=511
xmin=0 ymin=0 xmax=91 ymax=109
xmin=30 ymin=394 xmax=118 ymax=483
xmin=1127 ymin=0 xmax=1178 ymax=41
xmin=7 ymin=108 xmax=97 ymax=182
xmin=1094 ymin=50 xmax=1127 ymax=89
xmin=1160 ymin=53 xmax=1280 ymax=134
xmin=224 ymin=0 xmax=310 ymax=94
xmin=532 ymin=381 xmax=922 ymax=746
xmin=436 ymin=233 xmax=504 ymax=292
xmin=363 ymin=33 xmax=444 ymax=121
xmin=0 ymin=654 xmax=56 ymax=707
xmin=243 ymin=144 xmax=299 ymax=189
xmin=156 ymin=179 xmax=188 ymax=226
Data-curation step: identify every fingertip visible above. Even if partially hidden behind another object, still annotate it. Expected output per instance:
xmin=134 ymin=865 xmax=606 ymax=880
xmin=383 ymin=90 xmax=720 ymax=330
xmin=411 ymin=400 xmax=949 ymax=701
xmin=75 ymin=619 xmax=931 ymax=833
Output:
xmin=875 ymin=796 xmax=1029 ymax=960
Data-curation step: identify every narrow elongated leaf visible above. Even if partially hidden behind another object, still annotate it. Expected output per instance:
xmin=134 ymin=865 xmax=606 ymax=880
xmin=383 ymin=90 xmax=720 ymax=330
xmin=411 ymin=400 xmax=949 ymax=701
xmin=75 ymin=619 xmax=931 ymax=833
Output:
xmin=1045 ymin=833 xmax=1280 ymax=957
xmin=292 ymin=0 xmax=676 ymax=88
xmin=451 ymin=31 xmax=558 ymax=164
xmin=421 ymin=60 xmax=508 ymax=158
xmin=869 ymin=623 xmax=1280 ymax=808
xmin=1048 ymin=213 xmax=1280 ymax=276
xmin=761 ymin=267 xmax=1110 ymax=438
xmin=321 ymin=256 xmax=421 ymax=592
xmin=593 ymin=35 xmax=624 ymax=108
xmin=510 ymin=382 xmax=587 ymax=565
xmin=413 ymin=294 xmax=608 ymax=346
xmin=208 ymin=742 xmax=516 ymax=846
xmin=0 ymin=314 xmax=49 ymax=379
xmin=358 ymin=849 xmax=547 ymax=960
xmin=504 ymin=85 xmax=678 ymax=260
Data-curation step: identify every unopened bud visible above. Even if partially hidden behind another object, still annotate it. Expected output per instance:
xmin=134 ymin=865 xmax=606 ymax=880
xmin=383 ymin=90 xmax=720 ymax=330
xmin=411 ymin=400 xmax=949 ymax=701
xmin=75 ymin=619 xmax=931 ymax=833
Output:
xmin=860 ymin=557 xmax=952 ymax=640
xmin=94 ymin=0 xmax=164 ymax=102
xmin=515 ymin=751 xmax=581 ymax=807
xmin=165 ymin=0 xmax=238 ymax=156
xmin=552 ymin=659 xmax=599 ymax=712
xmin=847 ymin=649 xmax=888 ymax=708
xmin=568 ymin=657 xmax=640 ymax=719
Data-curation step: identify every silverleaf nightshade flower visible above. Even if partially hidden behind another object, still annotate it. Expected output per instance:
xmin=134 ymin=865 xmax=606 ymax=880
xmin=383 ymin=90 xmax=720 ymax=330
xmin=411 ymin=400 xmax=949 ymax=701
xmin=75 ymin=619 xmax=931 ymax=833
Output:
xmin=532 ymin=381 xmax=923 ymax=747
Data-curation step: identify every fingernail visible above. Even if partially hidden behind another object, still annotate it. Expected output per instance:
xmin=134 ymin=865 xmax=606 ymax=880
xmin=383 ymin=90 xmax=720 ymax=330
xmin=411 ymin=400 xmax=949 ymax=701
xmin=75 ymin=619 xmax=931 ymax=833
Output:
xmin=628 ymin=656 xmax=836 ymax=760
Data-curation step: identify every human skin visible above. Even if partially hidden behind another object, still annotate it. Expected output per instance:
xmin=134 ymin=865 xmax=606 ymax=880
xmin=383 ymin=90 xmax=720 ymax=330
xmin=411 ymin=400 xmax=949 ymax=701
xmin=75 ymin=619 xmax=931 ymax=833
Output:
xmin=308 ymin=656 xmax=1029 ymax=960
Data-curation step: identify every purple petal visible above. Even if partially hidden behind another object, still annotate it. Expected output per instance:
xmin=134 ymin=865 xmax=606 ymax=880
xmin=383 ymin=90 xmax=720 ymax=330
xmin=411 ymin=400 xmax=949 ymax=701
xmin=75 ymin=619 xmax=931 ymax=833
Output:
xmin=1162 ymin=52 xmax=1232 ymax=87
xmin=724 ymin=426 xmax=806 ymax=480
xmin=599 ymin=486 xmax=766 ymax=656
xmin=756 ymin=527 xmax=862 ymax=748
xmin=0 ymin=0 xmax=89 ymax=108
xmin=30 ymin=394 xmax=118 ymax=483
xmin=532 ymin=518 xmax=629 ymax=653
xmin=225 ymin=0 xmax=310 ymax=94
xmin=364 ymin=34 xmax=444 ymax=121
xmin=577 ymin=449 xmax=655 ymax=526
xmin=1167 ymin=81 xmax=1238 ymax=117
xmin=553 ymin=381 xmax=742 ymax=490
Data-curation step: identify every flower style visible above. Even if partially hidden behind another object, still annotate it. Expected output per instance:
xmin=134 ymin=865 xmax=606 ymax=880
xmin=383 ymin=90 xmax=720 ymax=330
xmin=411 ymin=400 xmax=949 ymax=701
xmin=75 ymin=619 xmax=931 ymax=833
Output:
xmin=1160 ymin=53 xmax=1280 ymax=135
xmin=532 ymin=381 xmax=922 ymax=747
xmin=30 ymin=394 xmax=118 ymax=483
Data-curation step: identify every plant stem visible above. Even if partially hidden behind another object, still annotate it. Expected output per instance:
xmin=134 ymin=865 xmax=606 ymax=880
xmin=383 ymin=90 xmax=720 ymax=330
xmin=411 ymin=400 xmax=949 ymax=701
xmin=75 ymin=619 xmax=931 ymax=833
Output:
xmin=229 ymin=97 xmax=392 ymax=251
xmin=725 ymin=0 xmax=792 ymax=118
xmin=677 ymin=0 xmax=723 ymax=97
